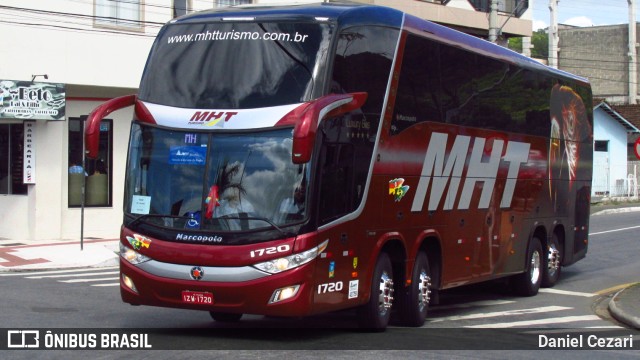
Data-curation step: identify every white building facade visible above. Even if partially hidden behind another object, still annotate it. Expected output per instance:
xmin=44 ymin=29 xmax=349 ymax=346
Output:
xmin=592 ymin=103 xmax=640 ymax=197
xmin=0 ymin=0 xmax=532 ymax=242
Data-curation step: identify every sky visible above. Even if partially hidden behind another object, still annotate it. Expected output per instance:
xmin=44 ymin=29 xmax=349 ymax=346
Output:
xmin=532 ymin=0 xmax=636 ymax=30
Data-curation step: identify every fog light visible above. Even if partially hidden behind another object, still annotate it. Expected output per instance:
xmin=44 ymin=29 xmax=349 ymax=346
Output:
xmin=122 ymin=274 xmax=138 ymax=293
xmin=269 ymin=285 xmax=300 ymax=304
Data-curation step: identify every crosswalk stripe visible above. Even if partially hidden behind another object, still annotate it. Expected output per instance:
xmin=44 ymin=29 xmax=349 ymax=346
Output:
xmin=0 ymin=266 xmax=118 ymax=277
xmin=60 ymin=277 xmax=119 ymax=283
xmin=465 ymin=315 xmax=602 ymax=328
xmin=431 ymin=300 xmax=515 ymax=311
xmin=539 ymin=288 xmax=596 ymax=297
xmin=26 ymin=271 xmax=119 ymax=279
xmin=430 ymin=306 xmax=572 ymax=322
xmin=582 ymin=325 xmax=626 ymax=329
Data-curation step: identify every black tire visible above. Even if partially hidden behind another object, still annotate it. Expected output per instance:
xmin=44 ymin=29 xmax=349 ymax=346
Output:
xmin=541 ymin=233 xmax=562 ymax=288
xmin=209 ymin=311 xmax=243 ymax=322
xmin=357 ymin=252 xmax=394 ymax=331
xmin=511 ymin=237 xmax=543 ymax=296
xmin=397 ymin=251 xmax=431 ymax=327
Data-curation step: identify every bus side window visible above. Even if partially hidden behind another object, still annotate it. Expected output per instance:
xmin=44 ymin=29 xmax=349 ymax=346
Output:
xmin=391 ymin=34 xmax=443 ymax=135
xmin=332 ymin=26 xmax=397 ymax=121
xmin=318 ymin=143 xmax=354 ymax=224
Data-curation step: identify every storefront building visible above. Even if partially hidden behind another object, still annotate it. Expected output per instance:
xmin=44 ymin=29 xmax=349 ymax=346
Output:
xmin=0 ymin=0 xmax=532 ymax=242
xmin=0 ymin=0 xmax=177 ymax=241
xmin=0 ymin=82 xmax=133 ymax=241
xmin=0 ymin=1 xmax=254 ymax=241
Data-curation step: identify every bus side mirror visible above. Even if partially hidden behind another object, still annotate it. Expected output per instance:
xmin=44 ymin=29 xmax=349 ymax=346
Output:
xmin=276 ymin=92 xmax=367 ymax=164
xmin=85 ymin=95 xmax=137 ymax=159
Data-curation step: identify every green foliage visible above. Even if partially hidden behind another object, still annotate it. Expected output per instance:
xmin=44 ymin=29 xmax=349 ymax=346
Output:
xmin=508 ymin=36 xmax=523 ymax=53
xmin=531 ymin=29 xmax=549 ymax=59
xmin=507 ymin=29 xmax=549 ymax=59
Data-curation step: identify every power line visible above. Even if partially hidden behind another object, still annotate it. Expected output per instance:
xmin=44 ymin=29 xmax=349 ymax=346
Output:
xmin=0 ymin=1 xmax=244 ymax=37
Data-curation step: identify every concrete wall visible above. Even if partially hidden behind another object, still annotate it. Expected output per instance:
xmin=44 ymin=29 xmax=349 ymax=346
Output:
xmin=559 ymin=24 xmax=635 ymax=103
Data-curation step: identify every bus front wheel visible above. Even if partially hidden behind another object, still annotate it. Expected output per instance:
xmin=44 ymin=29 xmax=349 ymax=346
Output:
xmin=357 ymin=252 xmax=394 ymax=331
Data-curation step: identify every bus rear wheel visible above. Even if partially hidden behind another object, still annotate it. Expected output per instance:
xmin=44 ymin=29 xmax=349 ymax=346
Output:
xmin=357 ymin=252 xmax=394 ymax=331
xmin=209 ymin=311 xmax=243 ymax=322
xmin=397 ymin=251 xmax=431 ymax=327
xmin=511 ymin=237 xmax=542 ymax=296
xmin=541 ymin=233 xmax=562 ymax=288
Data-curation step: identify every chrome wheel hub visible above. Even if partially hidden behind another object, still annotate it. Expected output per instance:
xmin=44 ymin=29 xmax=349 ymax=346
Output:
xmin=547 ymin=245 xmax=560 ymax=274
xmin=530 ymin=249 xmax=541 ymax=285
xmin=377 ymin=271 xmax=394 ymax=315
xmin=417 ymin=271 xmax=431 ymax=311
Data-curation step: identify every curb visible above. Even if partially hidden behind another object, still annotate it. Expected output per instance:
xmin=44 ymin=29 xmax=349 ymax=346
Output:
xmin=608 ymin=284 xmax=640 ymax=330
xmin=591 ymin=206 xmax=640 ymax=216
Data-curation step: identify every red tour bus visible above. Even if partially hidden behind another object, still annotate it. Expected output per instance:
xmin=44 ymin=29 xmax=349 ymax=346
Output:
xmin=86 ymin=2 xmax=592 ymax=330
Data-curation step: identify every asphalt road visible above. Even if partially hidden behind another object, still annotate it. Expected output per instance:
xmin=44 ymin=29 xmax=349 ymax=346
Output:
xmin=1 ymin=211 xmax=639 ymax=358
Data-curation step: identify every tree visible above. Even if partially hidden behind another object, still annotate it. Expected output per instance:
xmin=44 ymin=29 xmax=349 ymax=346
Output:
xmin=508 ymin=29 xmax=549 ymax=59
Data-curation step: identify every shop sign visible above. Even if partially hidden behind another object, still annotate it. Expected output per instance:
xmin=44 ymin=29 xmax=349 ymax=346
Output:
xmin=0 ymin=80 xmax=65 ymax=120
xmin=24 ymin=121 xmax=36 ymax=184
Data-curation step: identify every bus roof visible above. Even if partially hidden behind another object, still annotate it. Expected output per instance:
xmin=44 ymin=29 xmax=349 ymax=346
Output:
xmin=169 ymin=1 xmax=589 ymax=87
xmin=172 ymin=1 xmax=404 ymax=29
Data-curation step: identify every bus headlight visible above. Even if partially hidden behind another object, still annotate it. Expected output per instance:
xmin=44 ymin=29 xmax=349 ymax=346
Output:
xmin=253 ymin=240 xmax=328 ymax=274
xmin=119 ymin=242 xmax=151 ymax=265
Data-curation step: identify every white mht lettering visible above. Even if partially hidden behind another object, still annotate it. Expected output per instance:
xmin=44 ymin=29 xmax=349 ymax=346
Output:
xmin=410 ymin=132 xmax=530 ymax=212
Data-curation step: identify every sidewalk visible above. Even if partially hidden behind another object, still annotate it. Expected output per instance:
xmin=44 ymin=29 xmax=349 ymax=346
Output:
xmin=0 ymin=238 xmax=119 ymax=272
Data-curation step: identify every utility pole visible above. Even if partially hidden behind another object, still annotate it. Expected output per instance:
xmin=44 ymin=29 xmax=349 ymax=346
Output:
xmin=489 ymin=0 xmax=499 ymax=43
xmin=522 ymin=37 xmax=532 ymax=57
xmin=548 ymin=0 xmax=559 ymax=68
xmin=629 ymin=0 xmax=637 ymax=104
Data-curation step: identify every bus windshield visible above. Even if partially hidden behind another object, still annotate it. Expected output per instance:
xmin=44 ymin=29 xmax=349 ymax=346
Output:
xmin=138 ymin=21 xmax=333 ymax=109
xmin=124 ymin=123 xmax=309 ymax=234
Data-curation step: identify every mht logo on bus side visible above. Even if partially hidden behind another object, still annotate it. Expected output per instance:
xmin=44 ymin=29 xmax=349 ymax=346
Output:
xmin=410 ymin=132 xmax=531 ymax=212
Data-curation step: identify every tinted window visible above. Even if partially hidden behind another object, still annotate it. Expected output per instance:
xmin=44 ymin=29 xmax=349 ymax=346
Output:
xmin=0 ymin=124 xmax=27 ymax=195
xmin=139 ymin=22 xmax=333 ymax=109
xmin=125 ymin=124 xmax=309 ymax=232
xmin=331 ymin=26 xmax=398 ymax=116
xmin=392 ymin=34 xmax=552 ymax=137
xmin=317 ymin=26 xmax=398 ymax=225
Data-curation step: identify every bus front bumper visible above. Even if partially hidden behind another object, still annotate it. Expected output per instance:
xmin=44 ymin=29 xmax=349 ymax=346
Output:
xmin=119 ymin=258 xmax=315 ymax=317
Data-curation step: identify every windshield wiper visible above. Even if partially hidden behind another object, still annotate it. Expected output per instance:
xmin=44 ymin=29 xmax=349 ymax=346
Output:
xmin=127 ymin=214 xmax=182 ymax=228
xmin=218 ymin=214 xmax=294 ymax=237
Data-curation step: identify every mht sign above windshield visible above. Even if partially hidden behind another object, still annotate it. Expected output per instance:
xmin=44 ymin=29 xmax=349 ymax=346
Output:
xmin=0 ymin=80 xmax=66 ymax=120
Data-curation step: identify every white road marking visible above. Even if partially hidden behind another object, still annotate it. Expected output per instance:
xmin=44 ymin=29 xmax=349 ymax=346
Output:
xmin=589 ymin=225 xmax=640 ymax=236
xmin=430 ymin=306 xmax=571 ymax=322
xmin=539 ymin=288 xmax=596 ymax=297
xmin=60 ymin=277 xmax=119 ymax=283
xmin=0 ymin=266 xmax=118 ymax=276
xmin=26 ymin=271 xmax=119 ymax=279
xmin=466 ymin=315 xmax=602 ymax=328
xmin=431 ymin=300 xmax=515 ymax=311
xmin=582 ymin=325 xmax=626 ymax=329
xmin=91 ymin=283 xmax=120 ymax=287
